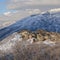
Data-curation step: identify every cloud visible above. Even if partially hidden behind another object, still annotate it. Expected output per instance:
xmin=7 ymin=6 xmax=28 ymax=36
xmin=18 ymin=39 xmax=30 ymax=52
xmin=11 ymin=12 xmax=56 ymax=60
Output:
xmin=4 ymin=12 xmax=11 ymax=16
xmin=26 ymin=9 xmax=41 ymax=14
xmin=27 ymin=0 xmax=60 ymax=5
xmin=0 ymin=9 xmax=41 ymax=23
xmin=3 ymin=10 xmax=19 ymax=16
xmin=6 ymin=0 xmax=60 ymax=10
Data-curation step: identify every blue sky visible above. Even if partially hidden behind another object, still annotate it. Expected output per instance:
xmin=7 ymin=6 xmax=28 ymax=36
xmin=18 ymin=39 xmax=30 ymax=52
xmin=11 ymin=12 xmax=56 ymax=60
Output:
xmin=0 ymin=0 xmax=7 ymax=14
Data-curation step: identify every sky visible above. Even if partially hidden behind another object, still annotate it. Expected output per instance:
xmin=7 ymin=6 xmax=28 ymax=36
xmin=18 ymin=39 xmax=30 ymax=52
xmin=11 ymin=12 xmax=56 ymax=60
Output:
xmin=0 ymin=0 xmax=7 ymax=14
xmin=0 ymin=0 xmax=60 ymax=28
xmin=0 ymin=0 xmax=60 ymax=14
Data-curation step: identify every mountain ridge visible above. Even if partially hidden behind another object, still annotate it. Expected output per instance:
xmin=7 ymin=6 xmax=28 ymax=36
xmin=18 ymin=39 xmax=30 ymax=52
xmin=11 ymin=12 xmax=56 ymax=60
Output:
xmin=0 ymin=8 xmax=60 ymax=40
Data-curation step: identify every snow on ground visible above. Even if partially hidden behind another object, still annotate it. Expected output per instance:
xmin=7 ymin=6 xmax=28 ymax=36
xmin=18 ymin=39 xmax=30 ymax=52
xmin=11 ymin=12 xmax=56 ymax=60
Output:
xmin=43 ymin=40 xmax=56 ymax=46
xmin=0 ymin=32 xmax=56 ymax=53
xmin=0 ymin=34 xmax=56 ymax=54
xmin=0 ymin=31 xmax=36 ymax=53
xmin=27 ymin=38 xmax=35 ymax=44
xmin=0 ymin=33 xmax=22 ymax=52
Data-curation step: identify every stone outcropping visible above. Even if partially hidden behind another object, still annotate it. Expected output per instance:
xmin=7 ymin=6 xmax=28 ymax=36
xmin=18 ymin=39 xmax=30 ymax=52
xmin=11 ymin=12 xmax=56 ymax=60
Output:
xmin=18 ymin=30 xmax=60 ymax=43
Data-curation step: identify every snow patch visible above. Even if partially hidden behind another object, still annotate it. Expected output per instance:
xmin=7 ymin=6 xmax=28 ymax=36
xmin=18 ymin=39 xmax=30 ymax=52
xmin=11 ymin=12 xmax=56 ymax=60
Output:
xmin=0 ymin=33 xmax=22 ymax=52
xmin=27 ymin=38 xmax=35 ymax=44
xmin=43 ymin=40 xmax=56 ymax=46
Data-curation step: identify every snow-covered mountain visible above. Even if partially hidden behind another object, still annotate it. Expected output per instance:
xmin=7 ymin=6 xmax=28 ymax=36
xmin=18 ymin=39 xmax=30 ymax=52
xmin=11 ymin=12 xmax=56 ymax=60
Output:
xmin=0 ymin=8 xmax=60 ymax=40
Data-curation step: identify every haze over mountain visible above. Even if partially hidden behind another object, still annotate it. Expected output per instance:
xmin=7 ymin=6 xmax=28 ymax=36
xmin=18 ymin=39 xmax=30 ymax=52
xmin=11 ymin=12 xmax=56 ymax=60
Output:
xmin=0 ymin=9 xmax=41 ymax=29
xmin=0 ymin=8 xmax=60 ymax=40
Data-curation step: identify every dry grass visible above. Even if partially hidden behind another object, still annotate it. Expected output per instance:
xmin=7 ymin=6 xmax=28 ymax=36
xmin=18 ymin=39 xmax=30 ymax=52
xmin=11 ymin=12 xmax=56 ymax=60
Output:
xmin=0 ymin=41 xmax=59 ymax=60
xmin=0 ymin=41 xmax=60 ymax=60
xmin=0 ymin=29 xmax=60 ymax=60
xmin=12 ymin=42 xmax=60 ymax=60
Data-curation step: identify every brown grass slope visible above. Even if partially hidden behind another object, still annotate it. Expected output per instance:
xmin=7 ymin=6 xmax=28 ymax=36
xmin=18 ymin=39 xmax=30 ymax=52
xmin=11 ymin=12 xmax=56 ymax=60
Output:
xmin=0 ymin=30 xmax=60 ymax=60
xmin=0 ymin=41 xmax=60 ymax=60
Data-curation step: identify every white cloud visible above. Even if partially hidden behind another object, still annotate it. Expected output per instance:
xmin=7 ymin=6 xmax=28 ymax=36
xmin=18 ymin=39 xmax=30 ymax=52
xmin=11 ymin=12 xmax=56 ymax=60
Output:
xmin=6 ymin=0 xmax=60 ymax=10
xmin=3 ymin=11 xmax=19 ymax=16
xmin=4 ymin=12 xmax=11 ymax=16
xmin=11 ymin=0 xmax=60 ymax=5
xmin=26 ymin=9 xmax=41 ymax=14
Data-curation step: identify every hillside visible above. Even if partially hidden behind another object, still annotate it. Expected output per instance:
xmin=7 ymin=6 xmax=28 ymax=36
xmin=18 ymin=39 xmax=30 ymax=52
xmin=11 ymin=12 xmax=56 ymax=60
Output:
xmin=0 ymin=8 xmax=60 ymax=60
xmin=0 ymin=8 xmax=60 ymax=40
xmin=0 ymin=29 xmax=60 ymax=60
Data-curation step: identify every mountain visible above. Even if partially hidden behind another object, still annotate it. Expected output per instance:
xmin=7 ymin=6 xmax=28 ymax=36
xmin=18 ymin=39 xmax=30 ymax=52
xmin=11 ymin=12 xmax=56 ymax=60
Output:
xmin=0 ymin=8 xmax=60 ymax=40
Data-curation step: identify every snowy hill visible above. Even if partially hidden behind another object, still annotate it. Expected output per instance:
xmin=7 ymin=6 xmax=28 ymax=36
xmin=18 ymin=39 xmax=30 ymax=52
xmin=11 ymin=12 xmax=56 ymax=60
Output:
xmin=0 ymin=8 xmax=60 ymax=40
